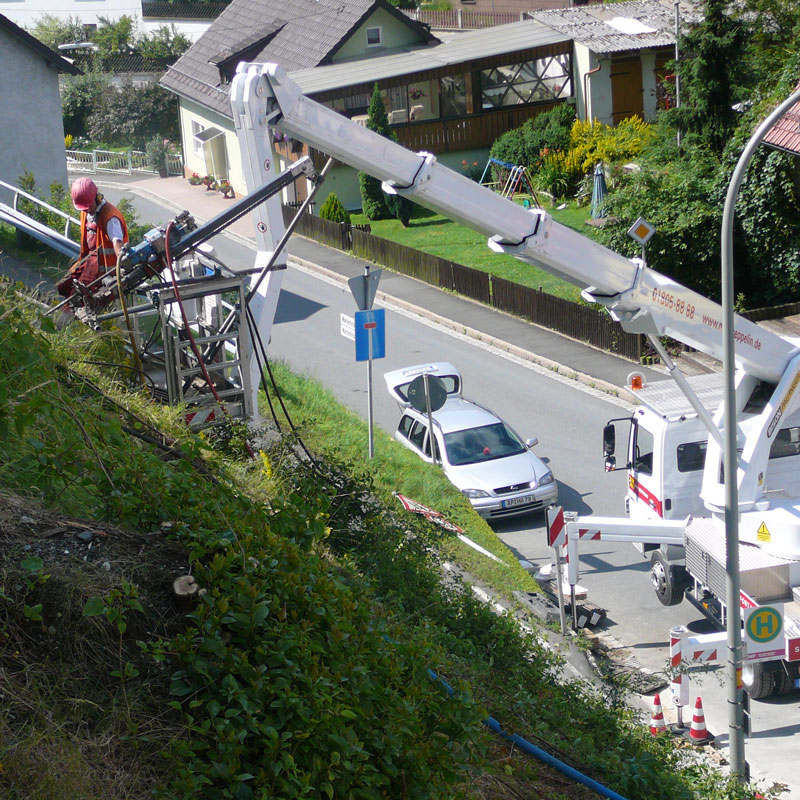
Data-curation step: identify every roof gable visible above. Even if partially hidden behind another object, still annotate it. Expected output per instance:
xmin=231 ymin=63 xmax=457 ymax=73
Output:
xmin=0 ymin=13 xmax=81 ymax=74
xmin=161 ymin=0 xmax=435 ymax=118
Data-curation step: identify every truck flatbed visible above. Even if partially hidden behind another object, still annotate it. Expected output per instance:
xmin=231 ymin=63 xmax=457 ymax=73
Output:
xmin=633 ymin=372 xmax=723 ymax=421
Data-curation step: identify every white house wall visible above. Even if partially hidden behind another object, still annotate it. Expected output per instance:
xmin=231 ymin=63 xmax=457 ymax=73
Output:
xmin=0 ymin=27 xmax=69 ymax=198
xmin=575 ymin=43 xmax=612 ymax=125
xmin=0 ymin=0 xmax=140 ymax=29
xmin=640 ymin=50 xmax=658 ymax=121
xmin=140 ymin=19 xmax=212 ymax=43
xmin=179 ymin=99 xmax=242 ymax=187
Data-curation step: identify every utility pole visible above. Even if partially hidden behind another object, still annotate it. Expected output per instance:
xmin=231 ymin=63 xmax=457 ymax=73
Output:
xmin=720 ymin=85 xmax=800 ymax=783
xmin=674 ymin=0 xmax=682 ymax=148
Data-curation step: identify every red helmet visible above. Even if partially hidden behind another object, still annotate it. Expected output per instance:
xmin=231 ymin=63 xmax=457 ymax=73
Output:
xmin=71 ymin=177 xmax=97 ymax=211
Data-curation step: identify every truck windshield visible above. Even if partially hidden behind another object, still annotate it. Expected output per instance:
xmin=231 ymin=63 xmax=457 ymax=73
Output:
xmin=445 ymin=423 xmax=525 ymax=466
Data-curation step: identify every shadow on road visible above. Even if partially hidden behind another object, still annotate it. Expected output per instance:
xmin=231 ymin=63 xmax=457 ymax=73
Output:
xmin=274 ymin=289 xmax=326 ymax=324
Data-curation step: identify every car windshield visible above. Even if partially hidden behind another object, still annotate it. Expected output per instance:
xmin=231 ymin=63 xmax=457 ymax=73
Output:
xmin=444 ymin=422 xmax=526 ymax=466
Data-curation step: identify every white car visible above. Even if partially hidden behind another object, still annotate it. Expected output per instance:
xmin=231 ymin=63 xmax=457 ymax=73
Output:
xmin=385 ymin=363 xmax=558 ymax=519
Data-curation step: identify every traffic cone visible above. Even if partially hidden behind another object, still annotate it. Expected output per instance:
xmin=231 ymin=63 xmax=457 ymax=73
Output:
xmin=689 ymin=696 xmax=714 ymax=745
xmin=649 ymin=693 xmax=667 ymax=735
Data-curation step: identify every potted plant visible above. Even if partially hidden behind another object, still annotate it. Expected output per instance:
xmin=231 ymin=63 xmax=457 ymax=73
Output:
xmin=218 ymin=179 xmax=235 ymax=199
xmin=202 ymin=175 xmax=216 ymax=190
xmin=145 ymin=136 xmax=169 ymax=177
xmin=188 ymin=172 xmax=202 ymax=186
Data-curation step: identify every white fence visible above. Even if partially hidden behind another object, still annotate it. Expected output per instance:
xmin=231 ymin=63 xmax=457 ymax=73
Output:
xmin=66 ymin=148 xmax=184 ymax=176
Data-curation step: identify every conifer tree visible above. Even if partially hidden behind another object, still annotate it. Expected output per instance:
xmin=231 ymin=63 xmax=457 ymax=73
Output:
xmin=669 ymin=0 xmax=745 ymax=153
xmin=358 ymin=83 xmax=415 ymax=225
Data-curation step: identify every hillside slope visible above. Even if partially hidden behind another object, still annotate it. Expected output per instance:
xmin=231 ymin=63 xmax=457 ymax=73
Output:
xmin=0 ymin=279 xmax=767 ymax=800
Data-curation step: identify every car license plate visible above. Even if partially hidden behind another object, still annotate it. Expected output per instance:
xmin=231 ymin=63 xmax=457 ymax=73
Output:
xmin=501 ymin=494 xmax=535 ymax=509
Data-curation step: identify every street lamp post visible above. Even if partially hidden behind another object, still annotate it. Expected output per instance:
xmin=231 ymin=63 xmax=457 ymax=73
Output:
xmin=720 ymin=86 xmax=800 ymax=781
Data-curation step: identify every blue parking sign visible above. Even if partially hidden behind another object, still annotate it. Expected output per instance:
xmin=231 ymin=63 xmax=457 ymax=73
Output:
xmin=355 ymin=309 xmax=385 ymax=361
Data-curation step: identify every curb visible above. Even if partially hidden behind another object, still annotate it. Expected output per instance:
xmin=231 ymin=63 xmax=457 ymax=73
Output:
xmin=289 ymin=253 xmax=639 ymax=404
xmin=103 ymin=178 xmax=640 ymax=404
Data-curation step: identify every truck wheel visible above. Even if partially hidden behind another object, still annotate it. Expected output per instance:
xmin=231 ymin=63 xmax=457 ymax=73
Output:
xmin=742 ymin=661 xmax=776 ymax=700
xmin=773 ymin=663 xmax=797 ymax=695
xmin=650 ymin=551 xmax=686 ymax=606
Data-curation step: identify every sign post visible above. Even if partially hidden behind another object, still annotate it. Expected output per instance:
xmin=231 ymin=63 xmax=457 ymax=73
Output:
xmin=349 ymin=264 xmax=384 ymax=459
xmin=546 ymin=506 xmax=568 ymax=635
xmin=406 ymin=372 xmax=447 ymax=465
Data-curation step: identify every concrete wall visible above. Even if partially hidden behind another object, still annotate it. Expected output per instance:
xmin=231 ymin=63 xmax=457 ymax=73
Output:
xmin=0 ymin=27 xmax=69 ymax=201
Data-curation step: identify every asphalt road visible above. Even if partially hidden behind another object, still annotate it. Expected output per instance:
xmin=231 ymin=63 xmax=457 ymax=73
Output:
xmin=98 ymin=185 xmax=799 ymax=797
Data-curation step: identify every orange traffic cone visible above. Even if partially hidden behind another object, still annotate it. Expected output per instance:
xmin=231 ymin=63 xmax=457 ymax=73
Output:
xmin=650 ymin=693 xmax=667 ymax=735
xmin=689 ymin=696 xmax=713 ymax=744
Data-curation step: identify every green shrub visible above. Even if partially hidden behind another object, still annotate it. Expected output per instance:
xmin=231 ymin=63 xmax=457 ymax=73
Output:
xmin=319 ymin=192 xmax=351 ymax=224
xmin=87 ymin=81 xmax=180 ymax=148
xmin=490 ymin=103 xmax=576 ymax=172
xmin=359 ymin=172 xmax=390 ymax=219
xmin=61 ymin=72 xmax=110 ymax=137
xmin=568 ymin=116 xmax=654 ymax=176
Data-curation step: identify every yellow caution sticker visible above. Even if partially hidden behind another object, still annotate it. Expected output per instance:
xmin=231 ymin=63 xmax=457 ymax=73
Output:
xmin=757 ymin=521 xmax=771 ymax=542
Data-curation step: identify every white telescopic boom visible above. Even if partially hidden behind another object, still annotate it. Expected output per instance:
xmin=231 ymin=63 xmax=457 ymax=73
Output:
xmin=242 ymin=63 xmax=799 ymax=384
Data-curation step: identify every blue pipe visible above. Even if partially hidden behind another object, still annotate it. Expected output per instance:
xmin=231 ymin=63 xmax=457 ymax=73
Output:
xmin=428 ymin=670 xmax=630 ymax=800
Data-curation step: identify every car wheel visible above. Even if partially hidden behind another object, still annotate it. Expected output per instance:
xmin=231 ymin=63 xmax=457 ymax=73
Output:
xmin=742 ymin=661 xmax=777 ymax=700
xmin=650 ymin=551 xmax=686 ymax=607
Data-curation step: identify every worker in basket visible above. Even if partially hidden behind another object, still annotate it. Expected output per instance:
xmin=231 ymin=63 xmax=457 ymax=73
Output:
xmin=57 ymin=177 xmax=129 ymax=301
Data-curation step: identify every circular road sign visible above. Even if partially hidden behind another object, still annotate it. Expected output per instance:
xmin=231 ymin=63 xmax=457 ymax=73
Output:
xmin=407 ymin=374 xmax=447 ymax=413
xmin=745 ymin=606 xmax=782 ymax=644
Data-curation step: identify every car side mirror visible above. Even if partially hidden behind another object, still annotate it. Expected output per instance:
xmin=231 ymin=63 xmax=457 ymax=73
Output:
xmin=525 ymin=437 xmax=538 ymax=448
xmin=604 ymin=455 xmax=617 ymax=472
xmin=603 ymin=423 xmax=615 ymax=457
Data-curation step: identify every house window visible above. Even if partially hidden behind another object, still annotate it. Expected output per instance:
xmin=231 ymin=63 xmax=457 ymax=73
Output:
xmin=191 ymin=121 xmax=204 ymax=156
xmin=439 ymin=74 xmax=467 ymax=118
xmin=480 ymin=54 xmax=572 ymax=109
xmin=366 ymin=27 xmax=382 ymax=47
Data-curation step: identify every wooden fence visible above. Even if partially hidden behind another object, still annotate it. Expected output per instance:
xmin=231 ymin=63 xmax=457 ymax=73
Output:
xmin=283 ymin=205 xmax=642 ymax=361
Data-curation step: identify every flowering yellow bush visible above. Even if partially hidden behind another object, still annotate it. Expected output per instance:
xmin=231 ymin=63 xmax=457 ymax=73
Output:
xmin=568 ymin=116 xmax=653 ymax=176
xmin=64 ymin=134 xmax=73 ymax=149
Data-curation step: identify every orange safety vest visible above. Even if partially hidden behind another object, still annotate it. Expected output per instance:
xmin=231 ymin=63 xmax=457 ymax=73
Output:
xmin=79 ymin=201 xmax=129 ymax=270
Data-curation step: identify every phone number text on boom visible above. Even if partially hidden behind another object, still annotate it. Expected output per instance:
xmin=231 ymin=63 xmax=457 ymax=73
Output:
xmin=652 ymin=288 xmax=695 ymax=319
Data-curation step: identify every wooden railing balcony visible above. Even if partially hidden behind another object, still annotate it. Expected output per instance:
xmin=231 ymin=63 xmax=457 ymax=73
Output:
xmin=393 ymin=101 xmax=562 ymax=153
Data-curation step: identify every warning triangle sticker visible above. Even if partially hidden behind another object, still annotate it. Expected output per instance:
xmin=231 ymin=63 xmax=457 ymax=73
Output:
xmin=757 ymin=522 xmax=771 ymax=542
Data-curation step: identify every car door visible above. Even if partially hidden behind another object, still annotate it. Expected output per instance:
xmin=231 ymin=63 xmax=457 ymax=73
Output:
xmin=384 ymin=362 xmax=462 ymax=408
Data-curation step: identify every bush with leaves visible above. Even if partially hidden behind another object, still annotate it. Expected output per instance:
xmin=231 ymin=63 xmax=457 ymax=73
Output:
xmin=593 ymin=139 xmax=724 ymax=299
xmin=93 ymin=14 xmax=136 ymax=55
xmin=490 ymin=102 xmax=576 ymax=172
xmin=61 ymin=72 xmax=110 ymax=138
xmin=319 ymin=192 xmax=351 ymax=224
xmin=26 ymin=13 xmax=86 ymax=50
xmin=87 ymin=81 xmax=180 ymax=148
xmin=137 ymin=24 xmax=191 ymax=61
xmin=568 ymin=116 xmax=654 ymax=176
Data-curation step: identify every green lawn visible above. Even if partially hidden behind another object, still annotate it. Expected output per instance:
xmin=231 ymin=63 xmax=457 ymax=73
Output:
xmin=351 ymin=199 xmax=596 ymax=302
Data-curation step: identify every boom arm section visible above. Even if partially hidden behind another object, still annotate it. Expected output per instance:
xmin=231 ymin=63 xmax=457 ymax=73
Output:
xmin=241 ymin=62 xmax=798 ymax=384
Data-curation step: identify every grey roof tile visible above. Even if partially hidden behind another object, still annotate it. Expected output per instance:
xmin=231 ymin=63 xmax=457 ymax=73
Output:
xmin=161 ymin=0 xmax=435 ymax=118
xmin=532 ymin=0 xmax=701 ymax=54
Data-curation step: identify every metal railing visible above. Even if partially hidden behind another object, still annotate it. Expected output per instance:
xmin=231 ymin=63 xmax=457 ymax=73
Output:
xmin=0 ymin=179 xmax=80 ymax=241
xmin=66 ymin=148 xmax=184 ymax=176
